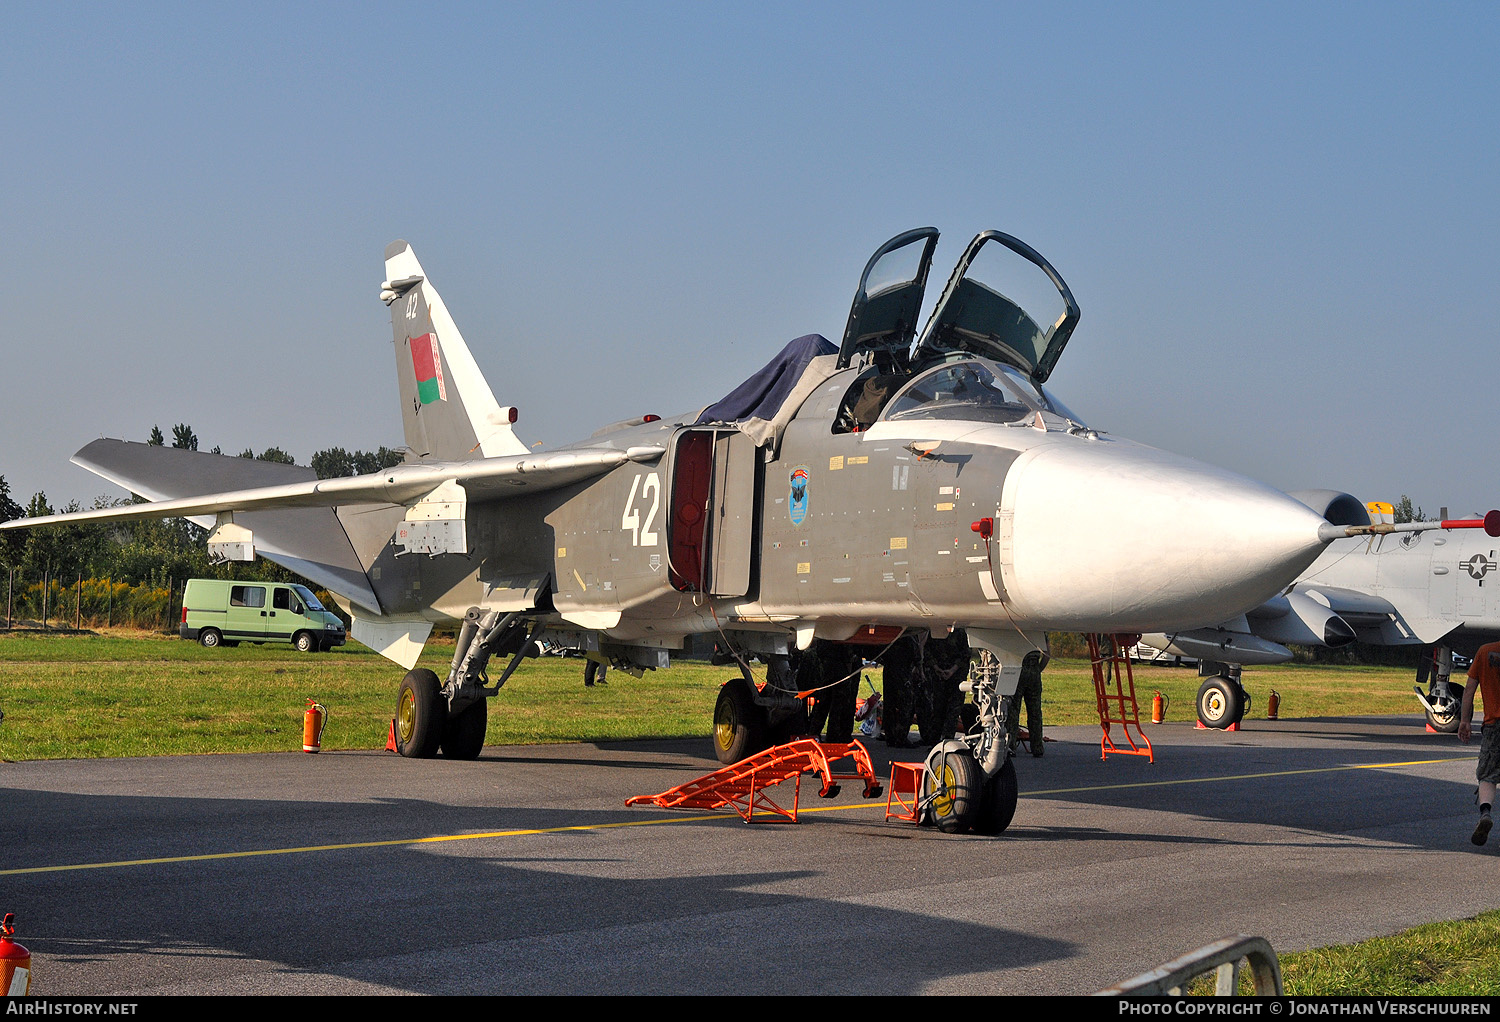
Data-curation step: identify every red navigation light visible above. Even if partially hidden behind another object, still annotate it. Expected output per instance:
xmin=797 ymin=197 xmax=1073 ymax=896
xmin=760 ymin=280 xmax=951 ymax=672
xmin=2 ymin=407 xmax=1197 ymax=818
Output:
xmin=643 ymin=414 xmax=660 ymax=423
xmin=971 ymin=518 xmax=993 ymax=539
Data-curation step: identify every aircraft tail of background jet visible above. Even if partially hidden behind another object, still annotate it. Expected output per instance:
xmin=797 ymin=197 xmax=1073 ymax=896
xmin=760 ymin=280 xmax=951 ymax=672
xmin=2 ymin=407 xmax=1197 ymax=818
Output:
xmin=380 ymin=240 xmax=529 ymax=462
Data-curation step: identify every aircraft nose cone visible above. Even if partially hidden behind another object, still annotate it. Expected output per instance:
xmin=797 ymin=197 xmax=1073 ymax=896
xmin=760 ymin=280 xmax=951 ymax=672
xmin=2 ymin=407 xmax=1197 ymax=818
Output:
xmin=1002 ymin=439 xmax=1329 ymax=631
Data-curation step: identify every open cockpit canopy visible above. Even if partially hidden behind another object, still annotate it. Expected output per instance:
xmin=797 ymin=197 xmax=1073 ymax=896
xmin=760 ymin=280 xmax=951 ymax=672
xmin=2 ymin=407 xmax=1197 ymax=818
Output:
xmin=838 ymin=228 xmax=1079 ymax=385
xmin=911 ymin=231 xmax=1079 ymax=385
xmin=836 ymin=228 xmax=940 ymax=371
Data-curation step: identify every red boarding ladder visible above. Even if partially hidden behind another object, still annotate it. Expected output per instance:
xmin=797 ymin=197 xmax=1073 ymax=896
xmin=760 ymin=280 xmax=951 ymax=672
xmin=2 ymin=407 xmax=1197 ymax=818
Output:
xmin=1087 ymin=633 xmax=1153 ymax=763
xmin=626 ymin=739 xmax=883 ymax=823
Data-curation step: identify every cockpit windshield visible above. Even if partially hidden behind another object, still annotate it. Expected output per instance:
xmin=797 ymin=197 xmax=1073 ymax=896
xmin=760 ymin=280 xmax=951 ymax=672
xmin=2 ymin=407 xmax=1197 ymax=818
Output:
xmin=882 ymin=359 xmax=1087 ymax=428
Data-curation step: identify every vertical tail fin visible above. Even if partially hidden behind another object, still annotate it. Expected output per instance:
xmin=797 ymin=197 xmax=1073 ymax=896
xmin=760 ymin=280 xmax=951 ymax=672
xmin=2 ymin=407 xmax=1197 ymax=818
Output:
xmin=381 ymin=240 xmax=529 ymax=461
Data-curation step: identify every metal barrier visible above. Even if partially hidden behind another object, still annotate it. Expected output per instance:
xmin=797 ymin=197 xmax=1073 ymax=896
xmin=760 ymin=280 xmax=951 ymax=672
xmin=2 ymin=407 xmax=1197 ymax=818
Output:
xmin=1097 ymin=935 xmax=1283 ymax=996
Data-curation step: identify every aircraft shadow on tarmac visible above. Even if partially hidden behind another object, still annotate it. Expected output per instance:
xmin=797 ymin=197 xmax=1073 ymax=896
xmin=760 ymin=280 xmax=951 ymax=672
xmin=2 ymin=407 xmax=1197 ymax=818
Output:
xmin=6 ymin=789 xmax=1078 ymax=995
xmin=1018 ymin=728 xmax=1483 ymax=855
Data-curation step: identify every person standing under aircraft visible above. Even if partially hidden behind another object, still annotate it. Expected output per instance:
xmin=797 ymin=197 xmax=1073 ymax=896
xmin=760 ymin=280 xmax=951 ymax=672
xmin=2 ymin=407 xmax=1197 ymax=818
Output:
xmin=917 ymin=629 xmax=972 ymax=745
xmin=1459 ymin=644 xmax=1500 ymax=845
xmin=880 ymin=634 xmax=921 ymax=748
xmin=805 ymin=640 xmax=862 ymax=744
xmin=1007 ymin=649 xmax=1049 ymax=757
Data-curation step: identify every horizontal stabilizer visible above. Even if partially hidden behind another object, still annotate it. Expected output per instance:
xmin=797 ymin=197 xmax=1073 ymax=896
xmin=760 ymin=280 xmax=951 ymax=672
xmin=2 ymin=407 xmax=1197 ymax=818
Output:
xmin=53 ymin=440 xmax=384 ymax=614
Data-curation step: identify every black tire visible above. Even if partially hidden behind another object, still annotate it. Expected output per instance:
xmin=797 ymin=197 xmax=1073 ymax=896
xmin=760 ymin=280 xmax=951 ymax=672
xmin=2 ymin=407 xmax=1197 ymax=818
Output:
xmin=713 ymin=678 xmax=768 ymax=764
xmin=1196 ymin=677 xmax=1244 ymax=729
xmin=199 ymin=628 xmax=222 ymax=649
xmin=922 ymin=745 xmax=982 ymax=834
xmin=293 ymin=631 xmax=317 ymax=653
xmin=972 ymin=757 xmax=1019 ymax=836
xmin=440 ymin=698 xmax=488 ymax=759
xmin=395 ymin=669 xmax=446 ymax=758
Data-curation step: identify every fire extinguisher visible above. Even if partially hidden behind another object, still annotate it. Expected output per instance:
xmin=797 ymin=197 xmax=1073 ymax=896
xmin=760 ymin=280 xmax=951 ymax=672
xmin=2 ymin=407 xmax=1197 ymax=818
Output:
xmin=1151 ymin=691 xmax=1169 ymax=724
xmin=1267 ymin=689 xmax=1280 ymax=720
xmin=1 ymin=913 xmax=31 ymax=995
xmin=303 ymin=699 xmax=328 ymax=753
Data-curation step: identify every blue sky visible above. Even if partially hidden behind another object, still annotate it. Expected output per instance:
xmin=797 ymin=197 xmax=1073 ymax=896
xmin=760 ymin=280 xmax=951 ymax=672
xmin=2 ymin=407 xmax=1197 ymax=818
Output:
xmin=6 ymin=2 xmax=1497 ymax=516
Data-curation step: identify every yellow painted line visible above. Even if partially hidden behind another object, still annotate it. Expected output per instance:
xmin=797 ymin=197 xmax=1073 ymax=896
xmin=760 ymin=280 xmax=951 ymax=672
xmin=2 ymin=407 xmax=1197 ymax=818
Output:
xmin=0 ymin=814 xmax=725 ymax=877
xmin=3 ymin=755 xmax=1477 ymax=877
xmin=1021 ymin=754 xmax=1480 ymax=798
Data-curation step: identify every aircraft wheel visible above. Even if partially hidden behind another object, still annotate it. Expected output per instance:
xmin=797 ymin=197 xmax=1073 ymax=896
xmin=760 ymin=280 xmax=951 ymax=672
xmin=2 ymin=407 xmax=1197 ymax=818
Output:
xmin=440 ymin=698 xmax=488 ymax=759
xmin=199 ymin=628 xmax=222 ymax=649
xmin=1425 ymin=695 xmax=1462 ymax=734
xmin=395 ymin=669 xmax=445 ymax=758
xmin=1196 ymin=677 xmax=1244 ymax=729
xmin=922 ymin=744 xmax=982 ymax=834
xmin=1426 ymin=705 xmax=1460 ymax=734
xmin=293 ymin=631 xmax=317 ymax=653
xmin=713 ymin=678 xmax=767 ymax=764
xmin=971 ymin=756 xmax=1018 ymax=835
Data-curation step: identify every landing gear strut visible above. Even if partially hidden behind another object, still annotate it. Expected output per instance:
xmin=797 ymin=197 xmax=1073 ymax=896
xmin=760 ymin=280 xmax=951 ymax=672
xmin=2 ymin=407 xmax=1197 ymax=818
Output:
xmin=919 ymin=644 xmax=1017 ymax=836
xmin=394 ymin=607 xmax=538 ymax=760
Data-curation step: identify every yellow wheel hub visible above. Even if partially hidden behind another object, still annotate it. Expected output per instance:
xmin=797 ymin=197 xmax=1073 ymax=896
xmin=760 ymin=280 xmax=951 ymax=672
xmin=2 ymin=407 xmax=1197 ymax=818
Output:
xmin=398 ymin=689 xmax=416 ymax=744
xmin=929 ymin=764 xmax=957 ymax=818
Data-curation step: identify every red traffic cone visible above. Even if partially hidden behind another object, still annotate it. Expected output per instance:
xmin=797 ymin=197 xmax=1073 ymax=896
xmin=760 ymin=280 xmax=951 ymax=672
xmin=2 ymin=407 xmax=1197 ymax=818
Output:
xmin=386 ymin=718 xmax=399 ymax=753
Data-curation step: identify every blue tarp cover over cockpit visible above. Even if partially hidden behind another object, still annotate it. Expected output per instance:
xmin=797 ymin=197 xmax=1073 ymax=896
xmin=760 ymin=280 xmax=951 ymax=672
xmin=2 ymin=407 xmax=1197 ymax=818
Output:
xmin=695 ymin=334 xmax=839 ymax=447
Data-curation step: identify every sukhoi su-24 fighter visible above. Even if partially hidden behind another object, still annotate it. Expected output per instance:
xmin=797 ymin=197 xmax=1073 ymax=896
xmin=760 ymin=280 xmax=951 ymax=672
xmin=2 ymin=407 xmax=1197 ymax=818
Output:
xmin=11 ymin=228 xmax=1477 ymax=833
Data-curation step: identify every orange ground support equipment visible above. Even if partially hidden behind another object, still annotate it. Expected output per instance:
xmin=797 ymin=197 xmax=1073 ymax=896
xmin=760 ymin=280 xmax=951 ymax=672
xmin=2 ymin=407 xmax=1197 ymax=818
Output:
xmin=885 ymin=761 xmax=926 ymax=824
xmin=1088 ymin=633 xmax=1154 ymax=763
xmin=626 ymin=739 xmax=883 ymax=823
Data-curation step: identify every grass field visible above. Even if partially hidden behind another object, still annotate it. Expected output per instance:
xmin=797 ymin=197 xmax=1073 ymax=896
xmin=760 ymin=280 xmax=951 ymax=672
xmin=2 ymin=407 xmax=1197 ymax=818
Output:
xmin=0 ymin=628 xmax=740 ymax=760
xmin=2 ymin=627 xmax=1492 ymax=993
xmin=0 ymin=628 xmax=1433 ymax=761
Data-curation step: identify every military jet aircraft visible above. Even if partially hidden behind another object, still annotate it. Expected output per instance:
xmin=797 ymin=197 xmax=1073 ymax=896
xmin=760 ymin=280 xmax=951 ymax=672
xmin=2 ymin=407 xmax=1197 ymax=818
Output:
xmin=1139 ymin=493 xmax=1500 ymax=732
xmin=7 ymin=227 xmax=1471 ymax=834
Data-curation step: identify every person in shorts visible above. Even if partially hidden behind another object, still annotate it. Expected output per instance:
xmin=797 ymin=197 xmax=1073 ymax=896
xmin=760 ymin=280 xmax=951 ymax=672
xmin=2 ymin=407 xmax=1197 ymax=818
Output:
xmin=1458 ymin=641 xmax=1500 ymax=846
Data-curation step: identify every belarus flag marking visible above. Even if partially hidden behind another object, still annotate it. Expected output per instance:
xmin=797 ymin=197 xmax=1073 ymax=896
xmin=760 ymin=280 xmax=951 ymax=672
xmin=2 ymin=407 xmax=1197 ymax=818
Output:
xmin=410 ymin=333 xmax=447 ymax=404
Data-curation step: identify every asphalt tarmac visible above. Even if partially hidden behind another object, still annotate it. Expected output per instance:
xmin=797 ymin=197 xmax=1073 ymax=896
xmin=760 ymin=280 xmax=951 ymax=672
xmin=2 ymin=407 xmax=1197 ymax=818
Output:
xmin=2 ymin=714 xmax=1495 ymax=996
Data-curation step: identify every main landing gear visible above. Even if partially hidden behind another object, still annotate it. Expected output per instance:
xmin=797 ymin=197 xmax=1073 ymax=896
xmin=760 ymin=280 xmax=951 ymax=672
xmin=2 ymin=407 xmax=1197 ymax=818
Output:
xmin=1195 ymin=661 xmax=1250 ymax=729
xmin=394 ymin=608 xmax=537 ymax=761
